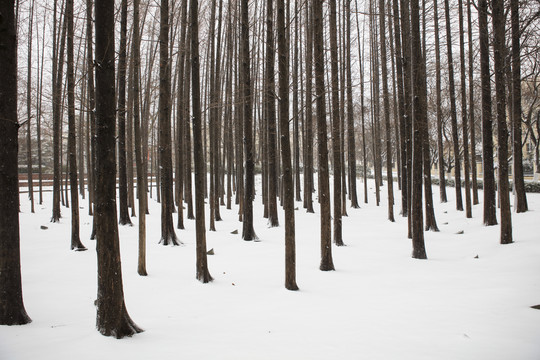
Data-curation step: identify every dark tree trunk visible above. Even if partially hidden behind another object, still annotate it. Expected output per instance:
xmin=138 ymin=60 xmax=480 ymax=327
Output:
xmin=293 ymin=0 xmax=302 ymax=203
xmin=510 ymin=0 xmax=528 ymax=213
xmin=133 ymin=0 xmax=147 ymax=276
xmin=391 ymin=0 xmax=408 ymax=212
xmin=313 ymin=0 xmax=335 ymax=271
xmin=86 ymin=0 xmax=96 ymax=219
xmin=478 ymin=0 xmax=497 ymax=226
xmin=444 ymin=0 xmax=463 ymax=211
xmin=492 ymin=0 xmax=512 ymax=244
xmin=159 ymin=0 xmax=179 ymax=246
xmin=433 ymin=0 xmax=447 ymax=203
xmin=303 ymin=3 xmax=315 ymax=213
xmin=277 ymin=0 xmax=299 ymax=290
xmin=94 ymin=0 xmax=142 ymax=338
xmin=118 ymin=0 xmax=132 ymax=226
xmin=467 ymin=0 xmax=478 ymax=205
xmin=191 ymin=0 xmax=213 ymax=282
xmin=0 ymin=0 xmax=32 ymax=325
xmin=378 ymin=0 xmax=395 ymax=223
xmin=346 ymin=0 xmax=359 ymax=209
xmin=266 ymin=0 xmax=279 ymax=227
xmin=52 ymin=5 xmax=67 ymax=223
xmin=26 ymin=0 xmax=35 ymax=214
xmin=410 ymin=0 xmax=428 ymax=259
xmin=458 ymin=0 xmax=472 ymax=218
xmin=355 ymin=0 xmax=368 ymax=204
xmin=329 ymin=0 xmax=345 ymax=245
xmin=67 ymin=0 xmax=86 ymax=251
xmin=241 ymin=0 xmax=257 ymax=240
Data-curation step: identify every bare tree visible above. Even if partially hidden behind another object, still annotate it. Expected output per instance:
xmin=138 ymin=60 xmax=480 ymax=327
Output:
xmin=94 ymin=0 xmax=142 ymax=338
xmin=313 ymin=0 xmax=335 ymax=271
xmin=159 ymin=0 xmax=179 ymax=245
xmin=478 ymin=0 xmax=497 ymax=226
xmin=191 ymin=0 xmax=213 ymax=282
xmin=277 ymin=0 xmax=299 ymax=290
xmin=67 ymin=0 xmax=86 ymax=251
xmin=0 ymin=0 xmax=32 ymax=326
xmin=492 ymin=0 xmax=512 ymax=244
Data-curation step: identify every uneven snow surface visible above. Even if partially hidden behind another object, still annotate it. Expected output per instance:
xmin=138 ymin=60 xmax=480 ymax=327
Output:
xmin=2 ymin=178 xmax=539 ymax=359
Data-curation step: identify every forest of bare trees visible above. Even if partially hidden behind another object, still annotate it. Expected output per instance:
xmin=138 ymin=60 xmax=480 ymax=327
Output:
xmin=1 ymin=0 xmax=539 ymax=337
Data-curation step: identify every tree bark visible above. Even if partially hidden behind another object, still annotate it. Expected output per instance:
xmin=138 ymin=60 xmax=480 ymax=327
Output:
xmin=478 ymin=0 xmax=497 ymax=225
xmin=444 ymin=0 xmax=464 ymax=211
xmin=67 ymin=0 xmax=86 ymax=251
xmin=492 ymin=0 xmax=512 ymax=244
xmin=410 ymin=0 xmax=428 ymax=259
xmin=313 ymin=0 xmax=335 ymax=271
xmin=0 ymin=0 xmax=32 ymax=325
xmin=94 ymin=0 xmax=142 ymax=337
xmin=159 ymin=0 xmax=179 ymax=245
xmin=118 ymin=0 xmax=132 ymax=226
xmin=241 ymin=0 xmax=257 ymax=240
xmin=191 ymin=0 xmax=214 ymax=282
xmin=511 ymin=0 xmax=528 ymax=213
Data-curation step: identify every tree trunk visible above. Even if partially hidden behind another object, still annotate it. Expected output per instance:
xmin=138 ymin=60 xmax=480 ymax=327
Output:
xmin=277 ymin=0 xmax=299 ymax=290
xmin=241 ymin=0 xmax=257 ymax=240
xmin=329 ymin=0 xmax=345 ymax=244
xmin=458 ymin=0 xmax=472 ymax=218
xmin=478 ymin=0 xmax=497 ymax=226
xmin=191 ymin=0 xmax=214 ymax=282
xmin=266 ymin=0 xmax=279 ymax=227
xmin=492 ymin=0 xmax=512 ymax=244
xmin=67 ymin=0 xmax=86 ymax=251
xmin=313 ymin=0 xmax=335 ymax=271
xmin=433 ymin=0 xmax=447 ymax=203
xmin=0 ymin=0 xmax=32 ymax=325
xmin=378 ymin=0 xmax=395 ymax=222
xmin=511 ymin=0 xmax=528 ymax=213
xmin=304 ymin=3 xmax=315 ymax=213
xmin=94 ymin=0 xmax=142 ymax=337
xmin=467 ymin=0 xmax=478 ymax=205
xmin=159 ymin=0 xmax=179 ymax=245
xmin=410 ymin=0 xmax=428 ymax=259
xmin=26 ymin=0 xmax=35 ymax=214
xmin=444 ymin=0 xmax=463 ymax=211
xmin=118 ymin=0 xmax=132 ymax=226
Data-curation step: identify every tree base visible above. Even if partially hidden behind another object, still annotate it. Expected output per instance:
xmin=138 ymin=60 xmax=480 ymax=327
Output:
xmin=0 ymin=308 xmax=32 ymax=326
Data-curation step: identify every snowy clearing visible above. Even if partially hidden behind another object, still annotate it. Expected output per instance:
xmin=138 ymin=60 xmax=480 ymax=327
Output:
xmin=1 ymin=178 xmax=539 ymax=360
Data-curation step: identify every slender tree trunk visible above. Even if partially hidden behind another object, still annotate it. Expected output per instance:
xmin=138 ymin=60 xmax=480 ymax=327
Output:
xmin=313 ymin=0 xmax=335 ymax=271
xmin=433 ymin=0 xmax=447 ymax=203
xmin=191 ymin=0 xmax=213 ymax=282
xmin=467 ymin=0 xmax=478 ymax=205
xmin=378 ymin=0 xmax=395 ymax=222
xmin=26 ymin=0 xmax=35 ymax=214
xmin=478 ymin=0 xmax=497 ymax=226
xmin=118 ymin=0 xmax=132 ymax=226
xmin=159 ymin=0 xmax=179 ymax=245
xmin=492 ymin=0 xmax=512 ymax=244
xmin=458 ymin=0 xmax=472 ymax=218
xmin=410 ymin=0 xmax=428 ymax=259
xmin=277 ymin=0 xmax=299 ymax=289
xmin=52 ymin=5 xmax=67 ymax=223
xmin=67 ymin=0 xmax=86 ymax=251
xmin=329 ymin=0 xmax=345 ymax=244
xmin=266 ymin=0 xmax=279 ymax=227
xmin=132 ymin=0 xmax=147 ymax=276
xmin=511 ymin=0 xmax=527 ymax=213
xmin=0 ymin=0 xmax=32 ymax=325
xmin=94 ymin=0 xmax=142 ymax=338
xmin=444 ymin=0 xmax=463 ymax=211
xmin=241 ymin=0 xmax=257 ymax=240
xmin=304 ymin=3 xmax=314 ymax=213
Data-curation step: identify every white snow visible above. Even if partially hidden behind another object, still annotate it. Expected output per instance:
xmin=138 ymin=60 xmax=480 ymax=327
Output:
xmin=2 ymin=178 xmax=540 ymax=360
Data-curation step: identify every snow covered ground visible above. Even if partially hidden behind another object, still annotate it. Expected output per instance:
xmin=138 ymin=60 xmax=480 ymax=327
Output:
xmin=2 ymin=177 xmax=539 ymax=360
